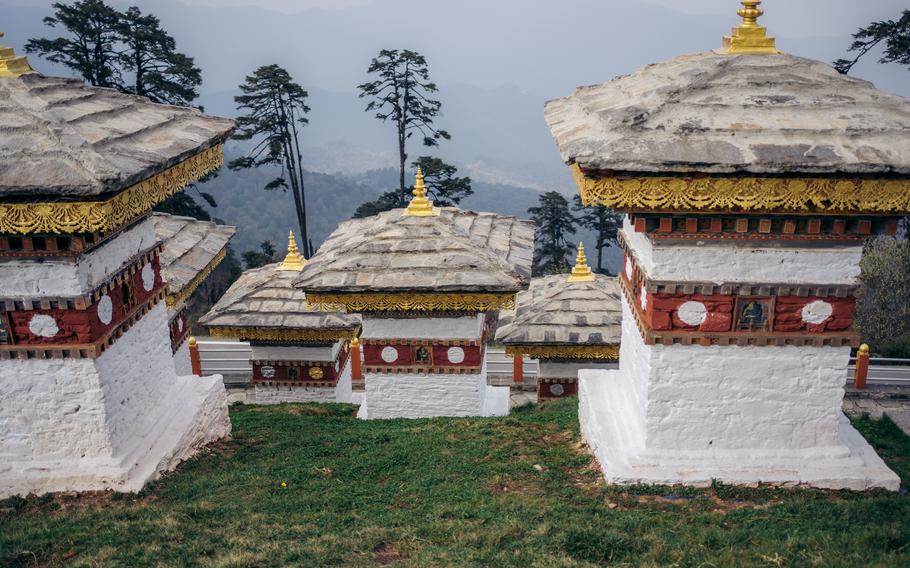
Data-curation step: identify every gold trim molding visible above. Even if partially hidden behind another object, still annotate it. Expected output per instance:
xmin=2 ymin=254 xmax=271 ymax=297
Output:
xmin=505 ymin=345 xmax=619 ymax=361
xmin=0 ymin=145 xmax=224 ymax=235
xmin=166 ymin=245 xmax=229 ymax=310
xmin=571 ymin=164 xmax=910 ymax=215
xmin=209 ymin=326 xmax=359 ymax=343
xmin=306 ymin=292 xmax=516 ymax=313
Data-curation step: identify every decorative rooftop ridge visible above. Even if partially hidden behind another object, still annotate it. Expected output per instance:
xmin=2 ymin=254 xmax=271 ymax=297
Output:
xmin=405 ymin=167 xmax=439 ymax=217
xmin=0 ymin=31 xmax=35 ymax=78
xmin=720 ymin=1 xmax=779 ymax=55
xmin=279 ymin=230 xmax=307 ymax=271
xmin=567 ymin=243 xmax=595 ymax=283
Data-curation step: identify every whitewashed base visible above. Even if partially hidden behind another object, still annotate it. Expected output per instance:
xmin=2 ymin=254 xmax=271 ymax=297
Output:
xmin=357 ymin=365 xmax=509 ymax=420
xmin=173 ymin=338 xmax=193 ymax=376
xmin=578 ymin=373 xmax=900 ymax=490
xmin=0 ymin=374 xmax=230 ymax=498
xmin=251 ymin=365 xmax=353 ymax=404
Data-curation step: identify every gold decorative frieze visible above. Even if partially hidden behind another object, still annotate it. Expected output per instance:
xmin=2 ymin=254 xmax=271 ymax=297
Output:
xmin=209 ymin=326 xmax=359 ymax=343
xmin=572 ymin=164 xmax=910 ymax=215
xmin=505 ymin=345 xmax=619 ymax=361
xmin=0 ymin=145 xmax=224 ymax=235
xmin=306 ymin=292 xmax=516 ymax=313
xmin=166 ymin=246 xmax=228 ymax=310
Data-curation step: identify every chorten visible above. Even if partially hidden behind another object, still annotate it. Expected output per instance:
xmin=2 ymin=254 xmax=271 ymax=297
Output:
xmin=153 ymin=213 xmax=235 ymax=375
xmin=544 ymin=2 xmax=905 ymax=489
xmin=0 ymin=37 xmax=234 ymax=497
xmin=496 ymin=244 xmax=621 ymax=400
xmin=296 ymin=169 xmax=535 ymax=419
xmin=200 ymin=232 xmax=361 ymax=404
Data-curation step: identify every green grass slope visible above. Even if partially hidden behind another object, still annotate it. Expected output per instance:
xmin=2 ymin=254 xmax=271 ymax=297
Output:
xmin=2 ymin=400 xmax=909 ymax=567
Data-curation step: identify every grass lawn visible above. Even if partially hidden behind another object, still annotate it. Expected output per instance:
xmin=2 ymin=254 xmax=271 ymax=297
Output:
xmin=2 ymin=398 xmax=909 ymax=567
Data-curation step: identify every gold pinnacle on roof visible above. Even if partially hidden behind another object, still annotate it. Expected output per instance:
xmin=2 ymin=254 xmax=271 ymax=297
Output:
xmin=0 ymin=31 xmax=36 ymax=78
xmin=405 ymin=166 xmax=440 ymax=217
xmin=720 ymin=1 xmax=779 ymax=55
xmin=567 ymin=243 xmax=596 ymax=283
xmin=278 ymin=230 xmax=307 ymax=271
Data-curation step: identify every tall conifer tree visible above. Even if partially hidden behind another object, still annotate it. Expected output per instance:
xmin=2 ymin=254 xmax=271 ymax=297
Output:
xmin=358 ymin=49 xmax=450 ymax=206
xmin=230 ymin=65 xmax=313 ymax=258
xmin=528 ymin=192 xmax=577 ymax=276
xmin=572 ymin=194 xmax=622 ymax=274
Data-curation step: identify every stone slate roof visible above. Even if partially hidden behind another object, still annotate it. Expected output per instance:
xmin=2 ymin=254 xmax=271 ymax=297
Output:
xmin=199 ymin=262 xmax=360 ymax=332
xmin=544 ymin=51 xmax=910 ymax=176
xmin=153 ymin=213 xmax=235 ymax=295
xmin=0 ymin=73 xmax=234 ymax=199
xmin=496 ymin=274 xmax=622 ymax=346
xmin=294 ymin=207 xmax=535 ymax=294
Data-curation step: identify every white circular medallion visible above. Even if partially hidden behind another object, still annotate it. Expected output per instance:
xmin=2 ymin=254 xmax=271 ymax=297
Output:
xmin=29 ymin=314 xmax=59 ymax=338
xmin=97 ymin=294 xmax=113 ymax=325
xmin=640 ymin=286 xmax=648 ymax=311
xmin=261 ymin=366 xmax=276 ymax=379
xmin=381 ymin=346 xmax=399 ymax=363
xmin=625 ymin=257 xmax=633 ymax=280
xmin=550 ymin=384 xmax=565 ymax=396
xmin=801 ymin=300 xmax=834 ymax=324
xmin=678 ymin=301 xmax=708 ymax=327
xmin=447 ymin=346 xmax=465 ymax=364
xmin=141 ymin=263 xmax=155 ymax=292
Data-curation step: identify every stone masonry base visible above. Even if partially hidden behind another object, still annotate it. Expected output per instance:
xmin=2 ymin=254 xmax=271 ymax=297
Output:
xmin=0 ymin=374 xmax=230 ymax=498
xmin=578 ymin=372 xmax=900 ymax=491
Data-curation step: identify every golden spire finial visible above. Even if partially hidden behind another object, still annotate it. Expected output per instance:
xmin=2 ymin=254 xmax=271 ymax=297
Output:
xmin=567 ymin=243 xmax=595 ymax=283
xmin=0 ymin=31 xmax=36 ymax=78
xmin=405 ymin=166 xmax=439 ymax=217
xmin=278 ymin=230 xmax=306 ymax=271
xmin=719 ymin=1 xmax=779 ymax=55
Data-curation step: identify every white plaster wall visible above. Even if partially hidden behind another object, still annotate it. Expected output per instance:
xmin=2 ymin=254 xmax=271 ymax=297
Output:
xmin=361 ymin=369 xmax=489 ymax=419
xmin=539 ymin=360 xmax=618 ymax=379
xmin=622 ymin=219 xmax=863 ymax=285
xmin=613 ymin=294 xmax=847 ymax=451
xmin=0 ymin=357 xmax=113 ymax=461
xmin=95 ymin=303 xmax=183 ymax=456
xmin=362 ymin=314 xmax=484 ymax=340
xmin=173 ymin=339 xmax=193 ymax=376
xmin=334 ymin=363 xmax=353 ymax=404
xmin=0 ymin=216 xmax=159 ymax=298
xmin=250 ymin=341 xmax=340 ymax=362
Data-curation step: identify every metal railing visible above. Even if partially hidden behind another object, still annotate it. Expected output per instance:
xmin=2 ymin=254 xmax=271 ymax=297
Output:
xmin=195 ymin=337 xmax=910 ymax=388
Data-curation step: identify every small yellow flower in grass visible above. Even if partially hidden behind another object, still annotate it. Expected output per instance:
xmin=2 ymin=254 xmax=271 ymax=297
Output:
xmin=281 ymin=482 xmax=287 ymax=488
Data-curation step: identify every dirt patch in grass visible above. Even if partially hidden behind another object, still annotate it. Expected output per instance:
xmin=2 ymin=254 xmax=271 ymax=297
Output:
xmin=374 ymin=542 xmax=407 ymax=566
xmin=0 ymin=488 xmax=158 ymax=519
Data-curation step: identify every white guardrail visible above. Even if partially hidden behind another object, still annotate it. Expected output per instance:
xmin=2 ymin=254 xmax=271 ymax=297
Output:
xmin=195 ymin=338 xmax=910 ymax=388
xmin=195 ymin=338 xmax=539 ymax=387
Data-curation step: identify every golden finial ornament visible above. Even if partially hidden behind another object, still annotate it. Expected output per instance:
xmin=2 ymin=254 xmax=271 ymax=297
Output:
xmin=0 ymin=31 xmax=36 ymax=78
xmin=404 ymin=166 xmax=439 ymax=217
xmin=278 ymin=230 xmax=307 ymax=271
xmin=719 ymin=1 xmax=779 ymax=55
xmin=567 ymin=243 xmax=596 ymax=282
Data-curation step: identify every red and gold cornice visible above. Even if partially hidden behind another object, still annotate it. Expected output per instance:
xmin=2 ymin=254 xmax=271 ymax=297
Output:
xmin=209 ymin=326 xmax=359 ymax=343
xmin=504 ymin=345 xmax=619 ymax=361
xmin=306 ymin=292 xmax=516 ymax=313
xmin=572 ymin=164 xmax=910 ymax=215
xmin=0 ymin=145 xmax=223 ymax=235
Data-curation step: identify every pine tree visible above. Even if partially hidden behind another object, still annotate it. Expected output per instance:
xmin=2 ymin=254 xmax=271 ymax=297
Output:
xmin=242 ymin=241 xmax=277 ymax=270
xmin=834 ymin=10 xmax=910 ymax=74
xmin=26 ymin=0 xmax=122 ymax=88
xmin=572 ymin=194 xmax=622 ymax=274
xmin=117 ymin=6 xmax=201 ymax=106
xmin=230 ymin=65 xmax=313 ymax=258
xmin=358 ymin=49 xmax=450 ymax=206
xmin=528 ymin=191 xmax=577 ymax=276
